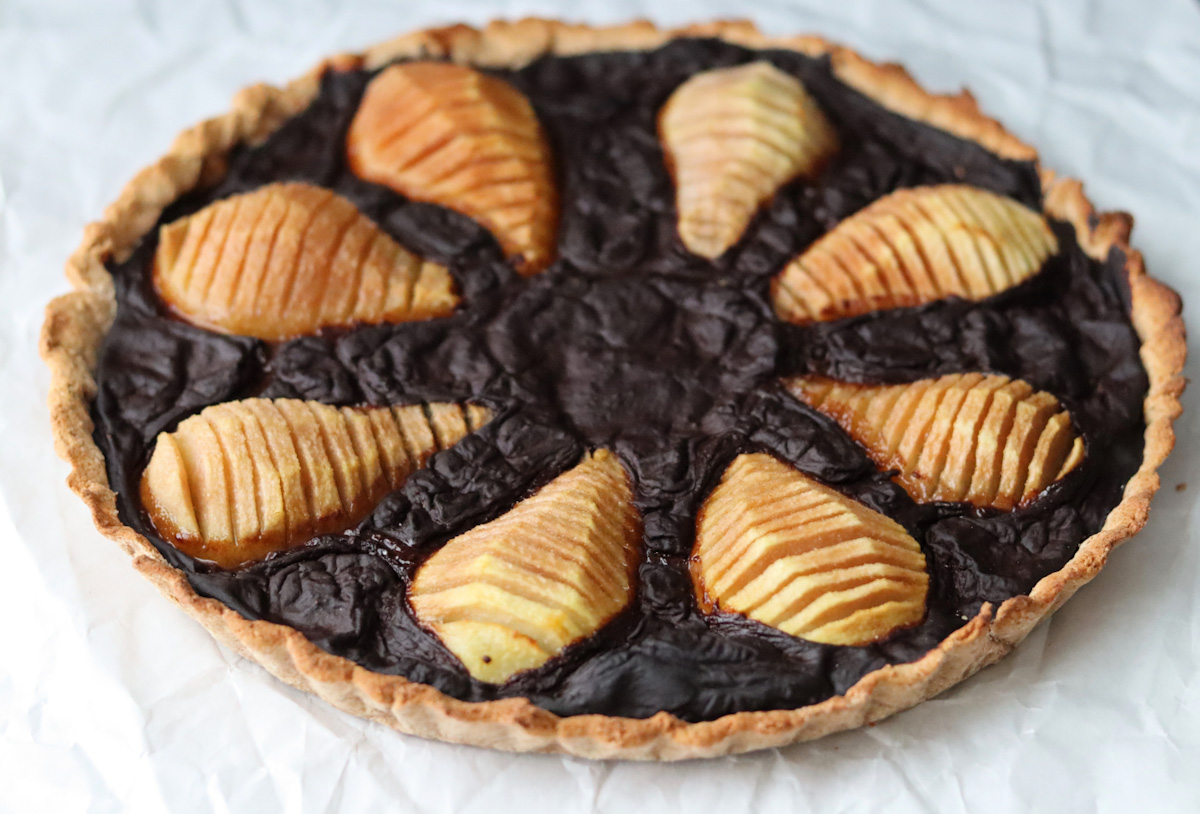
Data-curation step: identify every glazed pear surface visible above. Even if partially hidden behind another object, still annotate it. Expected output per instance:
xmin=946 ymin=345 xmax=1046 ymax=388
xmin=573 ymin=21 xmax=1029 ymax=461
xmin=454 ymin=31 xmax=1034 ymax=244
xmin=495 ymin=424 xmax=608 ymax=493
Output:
xmin=787 ymin=374 xmax=1085 ymax=509
xmin=773 ymin=185 xmax=1057 ymax=324
xmin=660 ymin=61 xmax=839 ymax=259
xmin=694 ymin=453 xmax=928 ymax=646
xmin=154 ymin=182 xmax=457 ymax=340
xmin=347 ymin=61 xmax=558 ymax=275
xmin=409 ymin=450 xmax=640 ymax=683
xmin=141 ymin=399 xmax=490 ymax=568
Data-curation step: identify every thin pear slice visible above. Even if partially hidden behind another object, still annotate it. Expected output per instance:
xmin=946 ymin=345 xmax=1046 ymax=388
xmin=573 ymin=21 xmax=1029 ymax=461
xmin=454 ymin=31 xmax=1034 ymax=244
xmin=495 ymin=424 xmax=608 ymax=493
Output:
xmin=786 ymin=373 xmax=1084 ymax=508
xmin=141 ymin=399 xmax=490 ymax=568
xmin=773 ymin=185 xmax=1057 ymax=324
xmin=346 ymin=61 xmax=558 ymax=275
xmin=154 ymin=182 xmax=456 ymax=340
xmin=660 ymin=61 xmax=839 ymax=259
xmin=410 ymin=450 xmax=640 ymax=683
xmin=694 ymin=453 xmax=927 ymax=646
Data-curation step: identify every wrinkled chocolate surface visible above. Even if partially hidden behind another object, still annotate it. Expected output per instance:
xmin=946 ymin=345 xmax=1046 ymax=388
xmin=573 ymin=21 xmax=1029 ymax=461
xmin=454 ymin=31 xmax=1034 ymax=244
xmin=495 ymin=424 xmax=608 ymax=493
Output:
xmin=92 ymin=39 xmax=1147 ymax=721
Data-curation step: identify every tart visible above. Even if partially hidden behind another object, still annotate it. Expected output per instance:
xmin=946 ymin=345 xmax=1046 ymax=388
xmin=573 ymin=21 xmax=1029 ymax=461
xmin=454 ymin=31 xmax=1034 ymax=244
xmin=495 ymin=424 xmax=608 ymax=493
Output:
xmin=41 ymin=19 xmax=1185 ymax=759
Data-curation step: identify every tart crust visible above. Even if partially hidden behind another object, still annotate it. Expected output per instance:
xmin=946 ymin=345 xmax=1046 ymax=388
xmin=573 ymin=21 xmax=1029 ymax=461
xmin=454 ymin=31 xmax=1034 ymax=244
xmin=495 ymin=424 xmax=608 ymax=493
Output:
xmin=40 ymin=18 xmax=1186 ymax=759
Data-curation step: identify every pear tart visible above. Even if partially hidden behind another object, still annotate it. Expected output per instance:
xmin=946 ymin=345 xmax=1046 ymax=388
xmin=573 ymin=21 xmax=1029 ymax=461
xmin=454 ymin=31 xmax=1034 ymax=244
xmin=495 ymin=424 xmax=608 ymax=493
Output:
xmin=42 ymin=21 xmax=1184 ymax=758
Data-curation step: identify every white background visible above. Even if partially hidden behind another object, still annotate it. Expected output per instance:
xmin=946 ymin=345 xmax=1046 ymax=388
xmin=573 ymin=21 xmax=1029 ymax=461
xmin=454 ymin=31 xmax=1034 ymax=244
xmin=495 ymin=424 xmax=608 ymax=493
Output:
xmin=2 ymin=0 xmax=1199 ymax=811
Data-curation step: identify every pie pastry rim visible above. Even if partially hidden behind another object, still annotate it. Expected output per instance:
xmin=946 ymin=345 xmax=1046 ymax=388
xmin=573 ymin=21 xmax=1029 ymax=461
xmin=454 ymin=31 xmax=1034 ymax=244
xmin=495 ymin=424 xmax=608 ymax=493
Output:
xmin=39 ymin=17 xmax=1187 ymax=760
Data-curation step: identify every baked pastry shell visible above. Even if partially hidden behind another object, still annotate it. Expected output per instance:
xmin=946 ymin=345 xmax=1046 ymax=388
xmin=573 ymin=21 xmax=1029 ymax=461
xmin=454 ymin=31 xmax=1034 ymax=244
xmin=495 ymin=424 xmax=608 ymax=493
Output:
xmin=40 ymin=18 xmax=1186 ymax=760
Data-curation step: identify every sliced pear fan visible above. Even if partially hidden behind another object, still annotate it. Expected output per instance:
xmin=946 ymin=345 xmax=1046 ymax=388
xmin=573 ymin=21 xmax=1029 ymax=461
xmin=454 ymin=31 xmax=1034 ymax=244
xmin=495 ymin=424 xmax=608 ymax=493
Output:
xmin=660 ymin=61 xmax=839 ymax=259
xmin=140 ymin=399 xmax=492 ymax=568
xmin=772 ymin=184 xmax=1058 ymax=324
xmin=346 ymin=61 xmax=558 ymax=275
xmin=153 ymin=182 xmax=457 ymax=341
xmin=787 ymin=373 xmax=1085 ymax=509
xmin=410 ymin=449 xmax=640 ymax=683
xmin=694 ymin=454 xmax=927 ymax=646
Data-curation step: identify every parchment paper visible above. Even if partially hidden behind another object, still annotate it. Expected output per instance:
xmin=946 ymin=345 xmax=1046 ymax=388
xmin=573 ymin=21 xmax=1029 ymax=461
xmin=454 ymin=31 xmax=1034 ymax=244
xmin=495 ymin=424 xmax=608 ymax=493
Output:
xmin=2 ymin=1 xmax=1198 ymax=811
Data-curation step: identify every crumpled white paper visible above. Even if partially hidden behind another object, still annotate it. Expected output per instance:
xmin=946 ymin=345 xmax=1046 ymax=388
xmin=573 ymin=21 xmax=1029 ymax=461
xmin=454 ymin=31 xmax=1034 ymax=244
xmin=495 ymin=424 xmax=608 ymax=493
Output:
xmin=2 ymin=0 xmax=1198 ymax=811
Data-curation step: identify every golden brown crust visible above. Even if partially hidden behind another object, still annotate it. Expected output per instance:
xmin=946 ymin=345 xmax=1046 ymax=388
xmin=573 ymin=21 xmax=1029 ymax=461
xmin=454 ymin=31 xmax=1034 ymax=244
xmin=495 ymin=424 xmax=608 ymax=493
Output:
xmin=40 ymin=18 xmax=1187 ymax=759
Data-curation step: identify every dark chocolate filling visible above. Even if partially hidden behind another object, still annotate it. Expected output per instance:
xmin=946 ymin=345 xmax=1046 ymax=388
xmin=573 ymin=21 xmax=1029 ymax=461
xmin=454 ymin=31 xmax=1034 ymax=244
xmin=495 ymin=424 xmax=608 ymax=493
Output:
xmin=90 ymin=39 xmax=1147 ymax=721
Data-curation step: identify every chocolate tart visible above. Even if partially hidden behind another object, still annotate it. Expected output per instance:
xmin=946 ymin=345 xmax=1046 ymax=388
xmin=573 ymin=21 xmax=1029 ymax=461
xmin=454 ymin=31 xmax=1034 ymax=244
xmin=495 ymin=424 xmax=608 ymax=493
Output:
xmin=41 ymin=19 xmax=1186 ymax=759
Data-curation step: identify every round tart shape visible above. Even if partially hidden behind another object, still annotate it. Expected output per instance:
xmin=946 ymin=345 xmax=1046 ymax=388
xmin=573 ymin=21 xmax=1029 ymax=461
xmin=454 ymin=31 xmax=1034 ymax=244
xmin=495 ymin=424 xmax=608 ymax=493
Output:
xmin=41 ymin=19 xmax=1185 ymax=759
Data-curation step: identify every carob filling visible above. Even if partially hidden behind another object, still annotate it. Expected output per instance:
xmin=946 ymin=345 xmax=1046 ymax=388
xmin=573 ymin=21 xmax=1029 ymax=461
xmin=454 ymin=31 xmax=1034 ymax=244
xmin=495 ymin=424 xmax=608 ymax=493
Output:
xmin=91 ymin=39 xmax=1147 ymax=721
